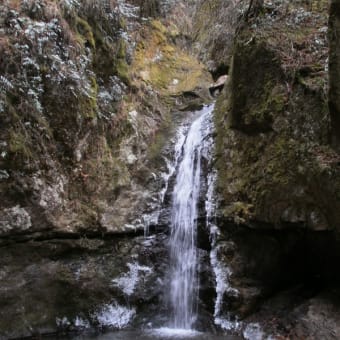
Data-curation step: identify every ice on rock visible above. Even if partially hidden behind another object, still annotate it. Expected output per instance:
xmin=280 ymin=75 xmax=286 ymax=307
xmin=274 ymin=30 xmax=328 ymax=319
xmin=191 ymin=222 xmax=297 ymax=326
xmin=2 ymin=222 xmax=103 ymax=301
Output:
xmin=112 ymin=262 xmax=152 ymax=296
xmin=243 ymin=323 xmax=265 ymax=340
xmin=93 ymin=303 xmax=136 ymax=329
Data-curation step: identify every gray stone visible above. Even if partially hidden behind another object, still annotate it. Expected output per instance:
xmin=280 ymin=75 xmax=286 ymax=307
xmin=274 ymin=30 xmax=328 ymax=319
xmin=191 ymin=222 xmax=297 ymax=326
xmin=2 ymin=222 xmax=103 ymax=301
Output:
xmin=0 ymin=206 xmax=32 ymax=236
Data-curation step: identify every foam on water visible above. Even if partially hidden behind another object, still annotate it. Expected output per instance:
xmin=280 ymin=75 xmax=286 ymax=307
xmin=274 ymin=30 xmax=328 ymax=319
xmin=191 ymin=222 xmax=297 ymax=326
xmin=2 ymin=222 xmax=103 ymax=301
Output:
xmin=150 ymin=327 xmax=202 ymax=338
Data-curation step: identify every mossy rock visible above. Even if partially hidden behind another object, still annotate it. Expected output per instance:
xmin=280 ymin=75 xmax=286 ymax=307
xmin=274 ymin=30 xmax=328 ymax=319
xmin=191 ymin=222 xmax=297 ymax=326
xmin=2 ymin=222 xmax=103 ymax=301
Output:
xmin=227 ymin=37 xmax=284 ymax=134
xmin=114 ymin=40 xmax=130 ymax=85
xmin=214 ymin=22 xmax=340 ymax=232
xmin=8 ymin=130 xmax=27 ymax=154
xmin=76 ymin=16 xmax=96 ymax=49
xmin=131 ymin=20 xmax=211 ymax=98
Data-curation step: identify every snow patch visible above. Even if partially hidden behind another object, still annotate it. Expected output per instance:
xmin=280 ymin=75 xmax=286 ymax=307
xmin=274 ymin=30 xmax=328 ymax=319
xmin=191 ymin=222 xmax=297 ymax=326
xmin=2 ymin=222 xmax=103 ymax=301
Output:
xmin=0 ymin=76 xmax=14 ymax=91
xmin=62 ymin=0 xmax=80 ymax=10
xmin=56 ymin=316 xmax=71 ymax=327
xmin=210 ymin=241 xmax=240 ymax=331
xmin=0 ymin=170 xmax=9 ymax=180
xmin=117 ymin=0 xmax=139 ymax=18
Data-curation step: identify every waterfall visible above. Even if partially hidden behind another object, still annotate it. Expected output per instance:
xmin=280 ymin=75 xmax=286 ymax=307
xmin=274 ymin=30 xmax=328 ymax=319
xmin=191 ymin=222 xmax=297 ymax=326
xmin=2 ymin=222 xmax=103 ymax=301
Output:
xmin=168 ymin=104 xmax=215 ymax=330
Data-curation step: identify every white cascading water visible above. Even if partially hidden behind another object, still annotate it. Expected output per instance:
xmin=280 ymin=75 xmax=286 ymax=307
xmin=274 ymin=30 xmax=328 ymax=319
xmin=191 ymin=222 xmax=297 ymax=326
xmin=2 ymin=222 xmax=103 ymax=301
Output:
xmin=169 ymin=104 xmax=214 ymax=330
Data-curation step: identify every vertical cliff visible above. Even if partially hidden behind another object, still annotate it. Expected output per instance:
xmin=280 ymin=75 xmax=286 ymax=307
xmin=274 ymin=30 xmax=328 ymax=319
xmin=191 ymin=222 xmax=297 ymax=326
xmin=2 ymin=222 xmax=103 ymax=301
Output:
xmin=200 ymin=0 xmax=340 ymax=338
xmin=0 ymin=0 xmax=211 ymax=239
xmin=214 ymin=1 xmax=339 ymax=231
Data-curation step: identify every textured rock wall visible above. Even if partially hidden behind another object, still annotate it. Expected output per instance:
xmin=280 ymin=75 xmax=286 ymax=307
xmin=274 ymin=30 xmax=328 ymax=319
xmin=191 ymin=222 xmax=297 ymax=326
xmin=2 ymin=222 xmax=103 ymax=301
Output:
xmin=195 ymin=0 xmax=340 ymax=338
xmin=192 ymin=0 xmax=242 ymax=76
xmin=214 ymin=0 xmax=339 ymax=232
xmin=0 ymin=0 xmax=211 ymax=240
xmin=0 ymin=0 xmax=212 ymax=337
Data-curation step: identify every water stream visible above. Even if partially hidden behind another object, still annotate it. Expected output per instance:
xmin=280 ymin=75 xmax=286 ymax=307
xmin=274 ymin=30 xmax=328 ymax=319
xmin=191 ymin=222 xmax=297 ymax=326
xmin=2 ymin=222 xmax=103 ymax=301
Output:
xmin=168 ymin=104 xmax=215 ymax=330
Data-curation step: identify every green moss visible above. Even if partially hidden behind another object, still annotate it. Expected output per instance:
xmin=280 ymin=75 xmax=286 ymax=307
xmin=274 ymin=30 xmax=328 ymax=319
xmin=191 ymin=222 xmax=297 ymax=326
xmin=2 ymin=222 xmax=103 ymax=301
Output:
xmin=193 ymin=0 xmax=223 ymax=42
xmin=81 ymin=77 xmax=98 ymax=119
xmin=8 ymin=130 xmax=32 ymax=159
xmin=117 ymin=39 xmax=126 ymax=59
xmin=212 ymin=29 xmax=331 ymax=225
xmin=119 ymin=17 xmax=127 ymax=31
xmin=116 ymin=59 xmax=129 ymax=83
xmin=89 ymin=77 xmax=98 ymax=114
xmin=89 ymin=76 xmax=98 ymax=94
xmin=245 ymin=84 xmax=286 ymax=127
xmin=151 ymin=20 xmax=167 ymax=36
xmin=222 ymin=202 xmax=254 ymax=223
xmin=79 ymin=135 xmax=132 ymax=199
xmin=305 ymin=0 xmax=329 ymax=12
xmin=114 ymin=40 xmax=130 ymax=85
xmin=132 ymin=21 xmax=211 ymax=96
xmin=224 ymin=36 xmax=286 ymax=133
xmin=76 ymin=16 xmax=95 ymax=49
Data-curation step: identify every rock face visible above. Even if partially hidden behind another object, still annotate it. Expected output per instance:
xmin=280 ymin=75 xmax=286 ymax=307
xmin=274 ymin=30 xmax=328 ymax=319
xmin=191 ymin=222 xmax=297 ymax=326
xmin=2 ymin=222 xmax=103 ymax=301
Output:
xmin=0 ymin=205 xmax=32 ymax=235
xmin=204 ymin=0 xmax=340 ymax=338
xmin=0 ymin=234 xmax=169 ymax=338
xmin=192 ymin=0 xmax=242 ymax=77
xmin=215 ymin=0 xmax=339 ymax=231
xmin=0 ymin=0 xmax=212 ymax=337
xmin=209 ymin=75 xmax=228 ymax=96
xmin=0 ymin=0 xmax=211 ymax=238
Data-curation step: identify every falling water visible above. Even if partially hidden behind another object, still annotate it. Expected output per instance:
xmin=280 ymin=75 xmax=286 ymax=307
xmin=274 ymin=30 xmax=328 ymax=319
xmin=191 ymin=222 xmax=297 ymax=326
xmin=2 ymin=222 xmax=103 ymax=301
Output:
xmin=169 ymin=104 xmax=214 ymax=329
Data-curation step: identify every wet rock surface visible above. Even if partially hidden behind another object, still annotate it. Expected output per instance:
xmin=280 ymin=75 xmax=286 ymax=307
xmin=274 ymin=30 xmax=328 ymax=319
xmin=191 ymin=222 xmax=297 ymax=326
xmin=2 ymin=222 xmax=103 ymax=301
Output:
xmin=208 ymin=221 xmax=340 ymax=338
xmin=245 ymin=286 xmax=340 ymax=339
xmin=0 ymin=234 xmax=169 ymax=338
